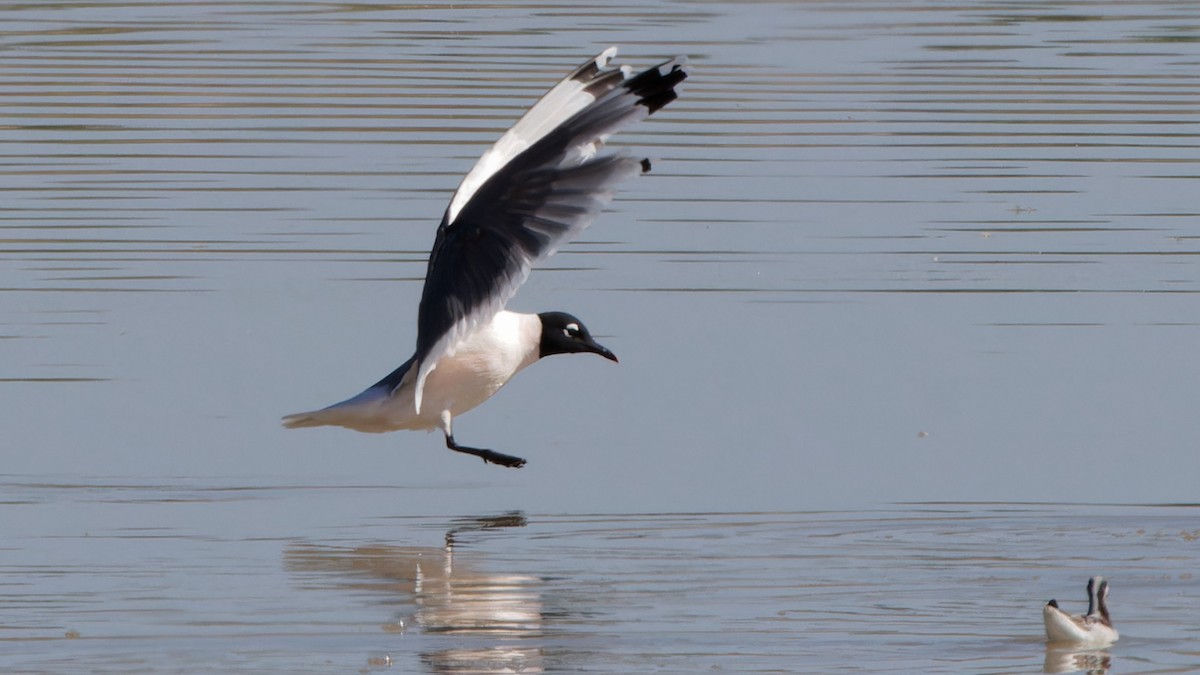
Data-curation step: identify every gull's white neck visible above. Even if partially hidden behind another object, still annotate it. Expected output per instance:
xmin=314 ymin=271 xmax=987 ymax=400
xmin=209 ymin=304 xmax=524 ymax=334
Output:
xmin=450 ymin=310 xmax=543 ymax=371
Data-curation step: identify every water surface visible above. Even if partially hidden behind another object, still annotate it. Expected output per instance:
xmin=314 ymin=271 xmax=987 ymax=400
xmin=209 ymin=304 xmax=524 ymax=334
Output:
xmin=3 ymin=0 xmax=1199 ymax=671
xmin=4 ymin=478 xmax=1199 ymax=673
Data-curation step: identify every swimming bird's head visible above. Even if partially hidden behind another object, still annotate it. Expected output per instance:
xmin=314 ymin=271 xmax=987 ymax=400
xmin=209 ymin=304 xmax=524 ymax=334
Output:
xmin=537 ymin=311 xmax=618 ymax=363
xmin=1091 ymin=576 xmax=1112 ymax=621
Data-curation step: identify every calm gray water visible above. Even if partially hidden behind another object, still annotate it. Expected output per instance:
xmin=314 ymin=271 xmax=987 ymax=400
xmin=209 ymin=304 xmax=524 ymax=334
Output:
xmin=3 ymin=0 xmax=1199 ymax=672
xmin=4 ymin=483 xmax=1199 ymax=674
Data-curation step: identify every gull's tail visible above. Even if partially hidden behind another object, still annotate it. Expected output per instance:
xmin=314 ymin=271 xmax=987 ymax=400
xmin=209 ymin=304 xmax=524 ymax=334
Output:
xmin=284 ymin=357 xmax=415 ymax=429
xmin=281 ymin=410 xmax=324 ymax=429
xmin=280 ymin=386 xmax=394 ymax=434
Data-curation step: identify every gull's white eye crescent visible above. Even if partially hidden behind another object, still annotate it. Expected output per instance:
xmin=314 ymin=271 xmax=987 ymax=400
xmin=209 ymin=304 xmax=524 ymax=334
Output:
xmin=564 ymin=322 xmax=580 ymax=337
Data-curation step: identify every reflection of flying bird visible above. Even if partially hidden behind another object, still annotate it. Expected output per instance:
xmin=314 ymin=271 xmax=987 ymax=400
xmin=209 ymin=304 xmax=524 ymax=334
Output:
xmin=283 ymin=48 xmax=688 ymax=468
xmin=1043 ymin=576 xmax=1119 ymax=647
xmin=286 ymin=515 xmax=543 ymax=674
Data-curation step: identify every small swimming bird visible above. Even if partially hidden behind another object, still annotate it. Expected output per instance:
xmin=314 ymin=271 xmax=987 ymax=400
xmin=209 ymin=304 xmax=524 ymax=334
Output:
xmin=282 ymin=48 xmax=688 ymax=468
xmin=1043 ymin=576 xmax=1119 ymax=647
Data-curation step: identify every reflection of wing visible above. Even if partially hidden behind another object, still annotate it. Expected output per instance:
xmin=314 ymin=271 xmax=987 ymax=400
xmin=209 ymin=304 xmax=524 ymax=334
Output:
xmin=409 ymin=51 xmax=688 ymax=411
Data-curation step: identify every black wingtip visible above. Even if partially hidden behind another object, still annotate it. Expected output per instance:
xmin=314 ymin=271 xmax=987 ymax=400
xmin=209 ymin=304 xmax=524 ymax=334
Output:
xmin=628 ymin=58 xmax=689 ymax=115
xmin=640 ymin=158 xmax=652 ymax=173
xmin=1047 ymin=599 xmax=1058 ymax=608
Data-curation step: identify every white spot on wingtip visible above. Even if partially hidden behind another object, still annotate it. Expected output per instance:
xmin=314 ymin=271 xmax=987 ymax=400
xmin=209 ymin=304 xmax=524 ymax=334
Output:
xmin=596 ymin=46 xmax=618 ymax=68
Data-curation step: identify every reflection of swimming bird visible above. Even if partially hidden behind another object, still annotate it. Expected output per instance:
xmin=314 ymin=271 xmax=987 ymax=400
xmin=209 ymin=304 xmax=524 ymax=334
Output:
xmin=282 ymin=48 xmax=688 ymax=468
xmin=1043 ymin=576 xmax=1119 ymax=647
xmin=1042 ymin=646 xmax=1112 ymax=674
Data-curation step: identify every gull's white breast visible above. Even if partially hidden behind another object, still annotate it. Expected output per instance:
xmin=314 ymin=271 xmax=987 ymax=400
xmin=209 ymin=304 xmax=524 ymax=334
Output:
xmin=418 ymin=311 xmax=543 ymax=418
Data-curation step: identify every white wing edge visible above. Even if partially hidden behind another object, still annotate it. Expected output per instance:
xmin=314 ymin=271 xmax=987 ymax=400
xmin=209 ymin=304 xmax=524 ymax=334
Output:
xmin=412 ymin=268 xmax=527 ymax=415
xmin=444 ymin=47 xmax=623 ymax=225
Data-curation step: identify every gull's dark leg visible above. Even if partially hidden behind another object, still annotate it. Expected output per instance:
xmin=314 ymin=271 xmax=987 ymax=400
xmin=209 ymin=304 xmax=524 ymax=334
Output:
xmin=445 ymin=433 xmax=527 ymax=469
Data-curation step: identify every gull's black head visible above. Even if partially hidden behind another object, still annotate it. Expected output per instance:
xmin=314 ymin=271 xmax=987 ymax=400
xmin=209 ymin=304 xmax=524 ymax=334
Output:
xmin=537 ymin=311 xmax=618 ymax=362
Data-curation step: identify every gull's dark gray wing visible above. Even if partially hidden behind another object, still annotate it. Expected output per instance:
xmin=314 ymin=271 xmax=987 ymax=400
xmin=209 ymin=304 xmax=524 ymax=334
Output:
xmin=409 ymin=54 xmax=688 ymax=410
xmin=445 ymin=46 xmax=630 ymax=225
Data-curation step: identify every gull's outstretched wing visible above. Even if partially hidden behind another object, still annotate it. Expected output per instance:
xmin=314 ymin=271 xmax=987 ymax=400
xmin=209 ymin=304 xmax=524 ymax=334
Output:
xmin=408 ymin=50 xmax=688 ymax=411
xmin=445 ymin=46 xmax=628 ymax=226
